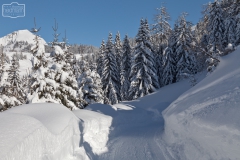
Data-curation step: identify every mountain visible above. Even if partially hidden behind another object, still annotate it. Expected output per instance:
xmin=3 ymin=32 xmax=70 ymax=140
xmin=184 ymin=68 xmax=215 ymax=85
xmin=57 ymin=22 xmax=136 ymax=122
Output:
xmin=0 ymin=30 xmax=47 ymax=52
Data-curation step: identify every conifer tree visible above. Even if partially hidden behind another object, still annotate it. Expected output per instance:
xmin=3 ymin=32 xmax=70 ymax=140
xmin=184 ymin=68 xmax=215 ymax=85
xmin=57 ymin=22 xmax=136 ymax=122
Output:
xmin=28 ymin=18 xmax=59 ymax=105
xmin=101 ymin=33 xmax=120 ymax=104
xmin=50 ymin=18 xmax=61 ymax=47
xmin=152 ymin=4 xmax=171 ymax=50
xmin=129 ymin=19 xmax=159 ymax=100
xmin=223 ymin=13 xmax=236 ymax=48
xmin=78 ymin=61 xmax=104 ymax=107
xmin=161 ymin=47 xmax=176 ymax=86
xmin=120 ymin=35 xmax=132 ymax=101
xmin=206 ymin=1 xmax=225 ymax=50
xmin=114 ymin=32 xmax=122 ymax=82
xmin=0 ymin=56 xmax=23 ymax=111
xmin=7 ymin=56 xmax=25 ymax=103
xmin=97 ymin=40 xmax=106 ymax=77
xmin=171 ymin=13 xmax=197 ymax=81
xmin=231 ymin=0 xmax=240 ymax=45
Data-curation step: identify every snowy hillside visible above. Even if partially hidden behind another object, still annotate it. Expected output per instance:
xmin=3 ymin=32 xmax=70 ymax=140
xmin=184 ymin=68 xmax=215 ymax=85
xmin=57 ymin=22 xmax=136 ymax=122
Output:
xmin=162 ymin=46 xmax=240 ymax=160
xmin=0 ymin=30 xmax=47 ymax=46
xmin=0 ymin=30 xmax=46 ymax=52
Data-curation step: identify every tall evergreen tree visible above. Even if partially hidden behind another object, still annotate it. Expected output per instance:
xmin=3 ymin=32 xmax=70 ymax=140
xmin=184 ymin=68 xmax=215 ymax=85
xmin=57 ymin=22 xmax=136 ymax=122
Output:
xmin=7 ymin=56 xmax=25 ymax=103
xmin=28 ymin=18 xmax=56 ymax=104
xmin=151 ymin=4 xmax=172 ymax=50
xmin=101 ymin=33 xmax=120 ymax=104
xmin=231 ymin=0 xmax=240 ymax=45
xmin=172 ymin=13 xmax=197 ymax=81
xmin=115 ymin=32 xmax=122 ymax=75
xmin=50 ymin=18 xmax=61 ymax=47
xmin=120 ymin=35 xmax=132 ymax=101
xmin=161 ymin=47 xmax=176 ymax=86
xmin=206 ymin=0 xmax=225 ymax=50
xmin=0 ymin=56 xmax=23 ymax=111
xmin=97 ymin=40 xmax=106 ymax=77
xmin=129 ymin=19 xmax=159 ymax=100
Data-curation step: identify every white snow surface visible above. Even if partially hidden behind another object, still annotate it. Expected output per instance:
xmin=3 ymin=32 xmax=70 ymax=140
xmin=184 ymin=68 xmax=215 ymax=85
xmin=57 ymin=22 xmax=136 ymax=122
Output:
xmin=0 ymin=103 xmax=88 ymax=160
xmin=162 ymin=46 xmax=240 ymax=160
xmin=0 ymin=30 xmax=46 ymax=46
xmin=74 ymin=108 xmax=112 ymax=155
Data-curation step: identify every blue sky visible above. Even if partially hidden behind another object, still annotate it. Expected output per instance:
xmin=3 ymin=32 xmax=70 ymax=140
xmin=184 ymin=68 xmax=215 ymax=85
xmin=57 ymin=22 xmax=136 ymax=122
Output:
xmin=0 ymin=0 xmax=212 ymax=47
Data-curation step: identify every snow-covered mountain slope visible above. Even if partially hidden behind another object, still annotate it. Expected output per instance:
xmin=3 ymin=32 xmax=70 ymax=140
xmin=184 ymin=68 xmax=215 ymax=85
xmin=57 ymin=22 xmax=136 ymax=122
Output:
xmin=0 ymin=30 xmax=46 ymax=52
xmin=162 ymin=46 xmax=240 ymax=160
xmin=0 ymin=103 xmax=88 ymax=160
xmin=0 ymin=29 xmax=46 ymax=46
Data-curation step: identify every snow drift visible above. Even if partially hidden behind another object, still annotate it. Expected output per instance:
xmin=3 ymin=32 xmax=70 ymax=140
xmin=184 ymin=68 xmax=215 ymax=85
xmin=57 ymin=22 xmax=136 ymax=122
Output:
xmin=0 ymin=103 xmax=88 ymax=160
xmin=74 ymin=107 xmax=112 ymax=155
xmin=162 ymin=47 xmax=240 ymax=160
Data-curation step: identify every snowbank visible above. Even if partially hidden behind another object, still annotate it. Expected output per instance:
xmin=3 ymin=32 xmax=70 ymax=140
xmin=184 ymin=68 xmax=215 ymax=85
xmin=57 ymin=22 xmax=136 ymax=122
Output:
xmin=0 ymin=103 xmax=88 ymax=160
xmin=162 ymin=47 xmax=240 ymax=159
xmin=74 ymin=106 xmax=112 ymax=155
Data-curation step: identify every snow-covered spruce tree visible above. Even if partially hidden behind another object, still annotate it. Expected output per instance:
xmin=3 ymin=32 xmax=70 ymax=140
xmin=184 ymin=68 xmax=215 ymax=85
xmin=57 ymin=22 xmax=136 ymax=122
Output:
xmin=62 ymin=30 xmax=74 ymax=65
xmin=28 ymin=18 xmax=58 ymax=104
xmin=97 ymin=40 xmax=106 ymax=77
xmin=50 ymin=45 xmax=79 ymax=110
xmin=230 ymin=0 xmax=240 ymax=46
xmin=120 ymin=35 xmax=132 ymax=101
xmin=101 ymin=33 xmax=120 ymax=104
xmin=161 ymin=47 xmax=176 ymax=86
xmin=171 ymin=13 xmax=197 ymax=81
xmin=78 ymin=61 xmax=104 ymax=107
xmin=194 ymin=20 xmax=209 ymax=72
xmin=7 ymin=56 xmax=25 ymax=103
xmin=223 ymin=12 xmax=236 ymax=50
xmin=0 ymin=54 xmax=23 ymax=111
xmin=151 ymin=5 xmax=172 ymax=86
xmin=236 ymin=15 xmax=240 ymax=46
xmin=72 ymin=55 xmax=80 ymax=78
xmin=151 ymin=4 xmax=171 ymax=50
xmin=49 ymin=18 xmax=61 ymax=48
xmin=114 ymin=32 xmax=122 ymax=80
xmin=129 ymin=19 xmax=159 ymax=100
xmin=206 ymin=0 xmax=225 ymax=51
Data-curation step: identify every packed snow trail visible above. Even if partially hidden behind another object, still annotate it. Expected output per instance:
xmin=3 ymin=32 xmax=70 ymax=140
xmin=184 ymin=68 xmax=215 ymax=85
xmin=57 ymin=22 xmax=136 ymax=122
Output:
xmin=85 ymin=78 xmax=203 ymax=160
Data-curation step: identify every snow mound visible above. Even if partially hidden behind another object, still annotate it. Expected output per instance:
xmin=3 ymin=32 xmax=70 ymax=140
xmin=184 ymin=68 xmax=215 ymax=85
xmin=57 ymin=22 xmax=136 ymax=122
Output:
xmin=0 ymin=103 xmax=88 ymax=160
xmin=74 ymin=107 xmax=112 ymax=155
xmin=162 ymin=47 xmax=240 ymax=160
xmin=0 ymin=30 xmax=46 ymax=46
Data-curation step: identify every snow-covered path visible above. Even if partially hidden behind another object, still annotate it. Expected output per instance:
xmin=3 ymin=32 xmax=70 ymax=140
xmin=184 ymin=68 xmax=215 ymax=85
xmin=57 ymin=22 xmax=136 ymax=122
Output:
xmin=99 ymin=119 xmax=165 ymax=160
xmin=85 ymin=78 xmax=200 ymax=160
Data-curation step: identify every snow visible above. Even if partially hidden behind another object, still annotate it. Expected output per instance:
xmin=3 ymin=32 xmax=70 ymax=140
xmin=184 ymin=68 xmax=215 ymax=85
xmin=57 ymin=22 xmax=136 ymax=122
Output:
xmin=74 ymin=108 xmax=112 ymax=155
xmin=0 ymin=103 xmax=88 ymax=160
xmin=0 ymin=30 xmax=46 ymax=46
xmin=162 ymin=46 xmax=240 ymax=159
xmin=52 ymin=45 xmax=64 ymax=56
